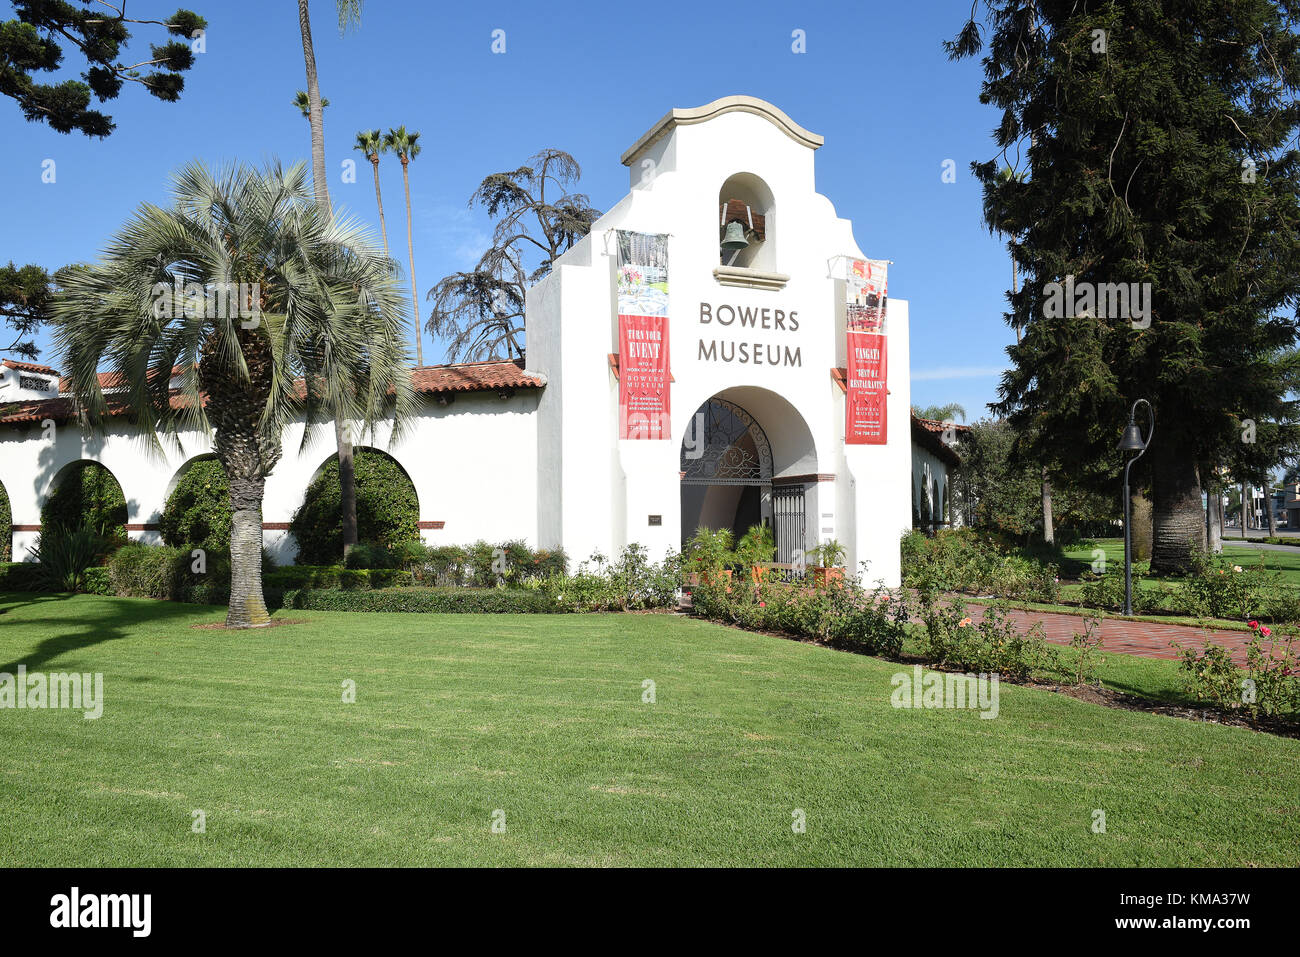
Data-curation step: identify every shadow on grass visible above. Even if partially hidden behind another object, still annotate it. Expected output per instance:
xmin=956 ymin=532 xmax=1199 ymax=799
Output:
xmin=0 ymin=591 xmax=214 ymax=675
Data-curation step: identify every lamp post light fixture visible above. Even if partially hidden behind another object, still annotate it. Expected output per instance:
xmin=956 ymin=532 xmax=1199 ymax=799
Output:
xmin=1118 ymin=399 xmax=1154 ymax=616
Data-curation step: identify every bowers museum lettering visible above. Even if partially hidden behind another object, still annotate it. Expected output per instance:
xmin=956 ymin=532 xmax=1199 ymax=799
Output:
xmin=697 ymin=301 xmax=802 ymax=367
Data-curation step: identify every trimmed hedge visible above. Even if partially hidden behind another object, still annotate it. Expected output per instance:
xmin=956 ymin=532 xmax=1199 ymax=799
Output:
xmin=0 ymin=479 xmax=10 ymax=562
xmin=159 ymin=458 xmax=231 ymax=553
xmin=291 ymin=449 xmax=420 ymax=564
xmin=277 ymin=586 xmax=558 ymax=614
xmin=263 ymin=566 xmax=415 ymax=590
xmin=41 ymin=461 xmax=128 ymax=540
xmin=0 ymin=562 xmax=44 ymax=591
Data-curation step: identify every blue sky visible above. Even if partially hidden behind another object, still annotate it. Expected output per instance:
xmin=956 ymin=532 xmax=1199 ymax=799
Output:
xmin=0 ymin=0 xmax=1013 ymax=422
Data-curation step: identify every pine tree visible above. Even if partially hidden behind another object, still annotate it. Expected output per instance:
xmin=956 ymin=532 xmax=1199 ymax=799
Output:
xmin=949 ymin=0 xmax=1300 ymax=573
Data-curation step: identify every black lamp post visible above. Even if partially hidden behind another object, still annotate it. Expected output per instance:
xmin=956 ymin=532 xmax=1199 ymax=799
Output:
xmin=1118 ymin=399 xmax=1154 ymax=615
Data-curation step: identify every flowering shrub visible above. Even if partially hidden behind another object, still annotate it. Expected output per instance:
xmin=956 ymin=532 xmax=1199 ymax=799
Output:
xmin=538 ymin=545 xmax=681 ymax=612
xmin=1181 ymin=553 xmax=1276 ymax=620
xmin=1173 ymin=626 xmax=1300 ymax=722
xmin=915 ymin=586 xmax=1057 ymax=680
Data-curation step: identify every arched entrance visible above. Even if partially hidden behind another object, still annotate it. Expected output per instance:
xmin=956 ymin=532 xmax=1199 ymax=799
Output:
xmin=680 ymin=396 xmax=776 ymax=552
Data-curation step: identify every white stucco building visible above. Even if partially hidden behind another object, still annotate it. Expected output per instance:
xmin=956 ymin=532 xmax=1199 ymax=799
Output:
xmin=1 ymin=96 xmax=926 ymax=585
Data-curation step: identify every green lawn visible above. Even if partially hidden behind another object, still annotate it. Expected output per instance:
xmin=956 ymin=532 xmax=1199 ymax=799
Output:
xmin=1 ymin=592 xmax=1297 ymax=866
xmin=1063 ymin=537 xmax=1300 ymax=586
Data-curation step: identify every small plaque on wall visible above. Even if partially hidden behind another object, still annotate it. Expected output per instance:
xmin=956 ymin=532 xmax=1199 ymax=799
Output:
xmin=648 ymin=515 xmax=662 ymax=526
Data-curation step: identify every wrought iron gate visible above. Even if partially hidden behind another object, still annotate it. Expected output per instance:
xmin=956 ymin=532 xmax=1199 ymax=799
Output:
xmin=772 ymin=485 xmax=805 ymax=564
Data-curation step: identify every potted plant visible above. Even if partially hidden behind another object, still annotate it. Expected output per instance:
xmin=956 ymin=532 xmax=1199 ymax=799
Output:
xmin=685 ymin=527 xmax=734 ymax=587
xmin=811 ymin=539 xmax=847 ymax=588
xmin=736 ymin=524 xmax=776 ymax=584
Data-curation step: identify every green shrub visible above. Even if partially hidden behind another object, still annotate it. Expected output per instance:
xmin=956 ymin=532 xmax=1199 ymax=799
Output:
xmin=421 ymin=545 xmax=467 ymax=585
xmin=1079 ymin=572 xmax=1126 ymax=611
xmin=685 ymin=526 xmax=734 ymax=579
xmin=159 ymin=458 xmax=231 ymax=553
xmin=344 ymin=542 xmax=396 ymax=570
xmin=1182 ymin=554 xmax=1276 ymax=621
xmin=540 ymin=545 xmax=681 ymax=612
xmin=464 ymin=540 xmax=500 ymax=587
xmin=828 ymin=587 xmax=910 ymax=656
xmin=0 ymin=479 xmax=10 ymax=563
xmin=81 ymin=566 xmax=113 ymax=595
xmin=0 ymin=562 xmax=45 ymax=591
xmin=41 ymin=462 xmax=128 ymax=542
xmin=29 ymin=525 xmax=110 ymax=592
xmin=291 ymin=449 xmax=420 ymax=564
xmin=108 ymin=542 xmax=187 ymax=598
xmin=264 ymin=565 xmax=343 ymax=590
xmin=278 ymin=586 xmax=557 ymax=614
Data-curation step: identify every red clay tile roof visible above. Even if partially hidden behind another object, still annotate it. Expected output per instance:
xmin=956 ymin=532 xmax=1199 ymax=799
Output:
xmin=409 ymin=358 xmax=543 ymax=394
xmin=2 ymin=359 xmax=59 ymax=376
xmin=0 ymin=359 xmax=543 ymax=427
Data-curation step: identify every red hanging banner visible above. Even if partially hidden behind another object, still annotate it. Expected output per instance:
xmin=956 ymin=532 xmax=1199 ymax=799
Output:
xmin=845 ymin=258 xmax=888 ymax=445
xmin=616 ymin=231 xmax=671 ymax=439
xmin=618 ymin=313 xmax=671 ymax=439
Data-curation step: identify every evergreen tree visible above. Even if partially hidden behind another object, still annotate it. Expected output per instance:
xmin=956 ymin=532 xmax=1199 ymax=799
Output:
xmin=0 ymin=2 xmax=205 ymax=137
xmin=949 ymin=0 xmax=1300 ymax=573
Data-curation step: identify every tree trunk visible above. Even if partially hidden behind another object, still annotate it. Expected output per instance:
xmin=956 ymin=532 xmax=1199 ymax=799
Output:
xmin=402 ymin=157 xmax=423 ymax=366
xmin=1149 ymin=449 xmax=1206 ymax=575
xmin=1130 ymin=489 xmax=1153 ymax=562
xmin=371 ymin=156 xmax=390 ymax=258
xmin=1207 ymin=483 xmax=1223 ymax=554
xmin=227 ymin=474 xmax=270 ymax=629
xmin=297 ymin=0 xmax=330 ymax=213
xmin=298 ymin=0 xmax=356 ymax=557
xmin=1040 ymin=466 xmax=1054 ymax=545
xmin=1266 ymin=480 xmax=1278 ymax=538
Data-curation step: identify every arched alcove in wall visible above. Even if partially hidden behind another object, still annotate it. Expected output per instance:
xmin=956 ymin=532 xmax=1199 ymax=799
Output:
xmin=41 ymin=460 xmax=128 ymax=539
xmin=717 ymin=171 xmax=775 ymax=272
xmin=680 ymin=387 xmax=817 ymax=563
xmin=292 ymin=447 xmax=420 ymax=563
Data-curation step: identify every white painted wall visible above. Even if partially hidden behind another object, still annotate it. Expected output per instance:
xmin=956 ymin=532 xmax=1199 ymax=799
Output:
xmin=0 ymin=392 xmax=539 ymax=564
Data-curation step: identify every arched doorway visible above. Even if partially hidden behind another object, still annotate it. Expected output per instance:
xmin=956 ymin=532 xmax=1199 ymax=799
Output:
xmin=680 ymin=397 xmax=774 ymax=551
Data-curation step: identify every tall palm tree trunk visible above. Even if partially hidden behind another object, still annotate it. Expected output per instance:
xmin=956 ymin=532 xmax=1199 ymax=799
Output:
xmin=370 ymin=156 xmax=390 ymax=258
xmin=401 ymin=156 xmax=423 ymax=366
xmin=298 ymin=0 xmax=358 ymax=557
xmin=1149 ymin=446 xmax=1206 ymax=575
xmin=227 ymin=473 xmax=271 ymax=628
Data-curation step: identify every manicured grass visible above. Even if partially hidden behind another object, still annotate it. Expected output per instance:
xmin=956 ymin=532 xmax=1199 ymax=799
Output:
xmin=1 ymin=592 xmax=1297 ymax=866
xmin=1064 ymin=537 xmax=1300 ymax=586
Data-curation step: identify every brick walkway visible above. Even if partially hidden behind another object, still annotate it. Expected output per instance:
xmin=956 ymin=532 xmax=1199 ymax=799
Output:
xmin=952 ymin=602 xmax=1259 ymax=665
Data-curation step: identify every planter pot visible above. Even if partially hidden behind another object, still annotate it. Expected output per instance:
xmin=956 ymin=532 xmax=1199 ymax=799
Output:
xmin=813 ymin=566 xmax=844 ymax=589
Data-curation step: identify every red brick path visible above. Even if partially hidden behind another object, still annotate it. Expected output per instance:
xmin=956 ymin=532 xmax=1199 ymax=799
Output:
xmin=952 ymin=602 xmax=1259 ymax=665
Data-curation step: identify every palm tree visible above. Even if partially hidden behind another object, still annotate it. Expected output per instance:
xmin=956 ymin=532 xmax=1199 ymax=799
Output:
xmin=354 ymin=130 xmax=390 ymax=257
xmin=297 ymin=0 xmax=364 ymax=557
xmin=292 ymin=89 xmax=328 ymax=118
xmin=912 ymin=402 xmax=967 ymax=423
xmin=385 ymin=125 xmax=423 ymax=366
xmin=50 ymin=161 xmax=416 ymax=628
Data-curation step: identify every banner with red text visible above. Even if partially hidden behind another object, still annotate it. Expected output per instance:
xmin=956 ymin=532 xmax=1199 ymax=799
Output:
xmin=845 ymin=258 xmax=888 ymax=444
xmin=617 ymin=231 xmax=671 ymax=439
